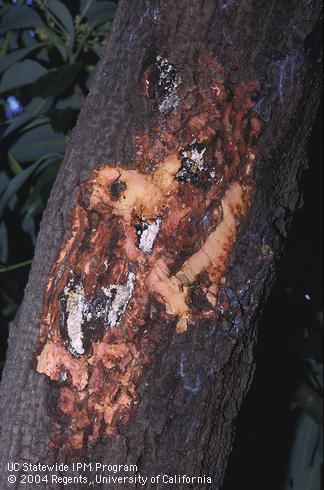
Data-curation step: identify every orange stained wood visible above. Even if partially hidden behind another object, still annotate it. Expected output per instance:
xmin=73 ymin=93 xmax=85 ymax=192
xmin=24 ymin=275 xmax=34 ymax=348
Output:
xmin=35 ymin=48 xmax=262 ymax=453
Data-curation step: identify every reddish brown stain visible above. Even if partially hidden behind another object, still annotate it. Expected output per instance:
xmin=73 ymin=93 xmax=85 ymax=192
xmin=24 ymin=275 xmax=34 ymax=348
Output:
xmin=35 ymin=48 xmax=262 ymax=453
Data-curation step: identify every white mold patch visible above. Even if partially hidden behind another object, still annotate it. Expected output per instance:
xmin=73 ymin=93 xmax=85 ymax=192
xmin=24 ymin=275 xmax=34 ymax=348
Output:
xmin=137 ymin=218 xmax=162 ymax=254
xmin=177 ymin=141 xmax=207 ymax=184
xmin=63 ymin=283 xmax=89 ymax=356
xmin=183 ymin=143 xmax=206 ymax=171
xmin=102 ymin=271 xmax=136 ymax=329
xmin=156 ymin=55 xmax=181 ymax=113
xmin=60 ymin=271 xmax=136 ymax=356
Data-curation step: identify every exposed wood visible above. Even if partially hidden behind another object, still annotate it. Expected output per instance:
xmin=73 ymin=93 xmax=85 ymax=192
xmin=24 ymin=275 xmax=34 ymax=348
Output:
xmin=0 ymin=1 xmax=321 ymax=489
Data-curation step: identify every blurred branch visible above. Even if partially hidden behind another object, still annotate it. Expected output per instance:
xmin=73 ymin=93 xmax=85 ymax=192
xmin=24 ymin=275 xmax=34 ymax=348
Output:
xmin=0 ymin=260 xmax=32 ymax=273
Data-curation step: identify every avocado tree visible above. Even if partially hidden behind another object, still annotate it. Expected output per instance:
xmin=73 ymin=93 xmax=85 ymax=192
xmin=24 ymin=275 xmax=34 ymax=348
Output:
xmin=0 ymin=1 xmax=322 ymax=488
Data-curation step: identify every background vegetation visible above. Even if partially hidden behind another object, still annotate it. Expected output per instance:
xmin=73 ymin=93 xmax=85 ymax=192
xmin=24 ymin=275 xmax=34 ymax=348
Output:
xmin=0 ymin=0 xmax=116 ymax=359
xmin=0 ymin=2 xmax=322 ymax=489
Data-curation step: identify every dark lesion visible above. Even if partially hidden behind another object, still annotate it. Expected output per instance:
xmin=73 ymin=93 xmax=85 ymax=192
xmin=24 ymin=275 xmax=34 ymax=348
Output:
xmin=109 ymin=180 xmax=127 ymax=201
xmin=140 ymin=63 xmax=159 ymax=99
xmin=202 ymin=199 xmax=223 ymax=238
xmin=188 ymin=283 xmax=213 ymax=311
xmin=135 ymin=218 xmax=149 ymax=245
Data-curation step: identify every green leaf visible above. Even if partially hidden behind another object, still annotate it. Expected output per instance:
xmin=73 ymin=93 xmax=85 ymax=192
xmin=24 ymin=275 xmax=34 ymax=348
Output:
xmin=48 ymin=0 xmax=75 ymax=43
xmin=0 ymin=171 xmax=10 ymax=195
xmin=34 ymin=25 xmax=69 ymax=61
xmin=30 ymin=63 xmax=81 ymax=98
xmin=8 ymin=152 xmax=23 ymax=176
xmin=22 ymin=28 xmax=39 ymax=48
xmin=21 ymin=215 xmax=36 ymax=244
xmin=0 ymin=60 xmax=47 ymax=94
xmin=79 ymin=0 xmax=93 ymax=14
xmin=22 ymin=116 xmax=50 ymax=132
xmin=0 ymin=6 xmax=44 ymax=32
xmin=48 ymin=107 xmax=75 ymax=133
xmin=56 ymin=94 xmax=80 ymax=110
xmin=0 ymin=220 xmax=8 ymax=263
xmin=283 ymin=413 xmax=321 ymax=490
xmin=2 ymin=98 xmax=51 ymax=138
xmin=0 ymin=43 xmax=47 ymax=75
xmin=10 ymin=123 xmax=65 ymax=162
xmin=86 ymin=1 xmax=117 ymax=26
xmin=22 ymin=158 xmax=61 ymax=217
xmin=91 ymin=42 xmax=105 ymax=59
xmin=0 ymin=160 xmax=40 ymax=213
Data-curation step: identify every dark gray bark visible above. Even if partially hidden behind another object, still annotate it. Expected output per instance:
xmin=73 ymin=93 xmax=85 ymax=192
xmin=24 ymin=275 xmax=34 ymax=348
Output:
xmin=0 ymin=1 xmax=322 ymax=489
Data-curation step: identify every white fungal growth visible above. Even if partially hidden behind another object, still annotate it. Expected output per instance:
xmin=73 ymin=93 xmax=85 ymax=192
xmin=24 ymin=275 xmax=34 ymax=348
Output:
xmin=158 ymin=91 xmax=180 ymax=113
xmin=61 ymin=271 xmax=136 ymax=356
xmin=191 ymin=146 xmax=206 ymax=170
xmin=157 ymin=55 xmax=181 ymax=113
xmin=183 ymin=144 xmax=206 ymax=171
xmin=138 ymin=218 xmax=161 ymax=254
xmin=64 ymin=283 xmax=87 ymax=356
xmin=102 ymin=271 xmax=136 ymax=328
xmin=152 ymin=8 xmax=159 ymax=21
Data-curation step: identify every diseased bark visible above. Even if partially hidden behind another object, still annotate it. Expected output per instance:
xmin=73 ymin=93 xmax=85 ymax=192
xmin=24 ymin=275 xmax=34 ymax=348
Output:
xmin=0 ymin=1 xmax=322 ymax=489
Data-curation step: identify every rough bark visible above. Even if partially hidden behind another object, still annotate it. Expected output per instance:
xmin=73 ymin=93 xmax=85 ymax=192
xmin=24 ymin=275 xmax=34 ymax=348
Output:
xmin=0 ymin=1 xmax=322 ymax=489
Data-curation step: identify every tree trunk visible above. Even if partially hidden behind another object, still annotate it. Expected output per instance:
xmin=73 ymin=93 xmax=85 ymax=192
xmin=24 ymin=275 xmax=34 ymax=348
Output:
xmin=0 ymin=1 xmax=321 ymax=488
